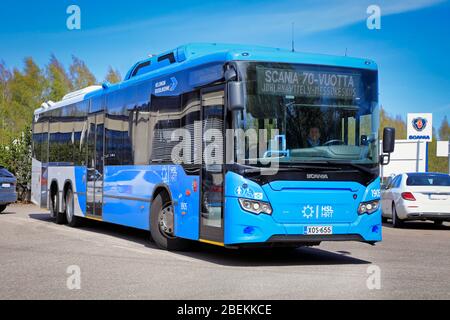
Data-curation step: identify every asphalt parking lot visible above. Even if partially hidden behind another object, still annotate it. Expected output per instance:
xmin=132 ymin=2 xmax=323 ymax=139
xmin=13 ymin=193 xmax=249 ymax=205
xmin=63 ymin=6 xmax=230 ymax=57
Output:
xmin=0 ymin=204 xmax=449 ymax=300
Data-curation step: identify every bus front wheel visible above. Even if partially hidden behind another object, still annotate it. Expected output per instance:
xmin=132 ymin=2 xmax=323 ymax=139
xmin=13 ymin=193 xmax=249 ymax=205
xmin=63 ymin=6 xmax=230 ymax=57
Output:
xmin=150 ymin=193 xmax=190 ymax=251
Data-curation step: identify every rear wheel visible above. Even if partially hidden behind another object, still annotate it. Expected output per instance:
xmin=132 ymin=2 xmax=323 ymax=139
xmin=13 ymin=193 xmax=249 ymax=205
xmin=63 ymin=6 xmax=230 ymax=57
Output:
xmin=382 ymin=216 xmax=388 ymax=223
xmin=0 ymin=205 xmax=7 ymax=214
xmin=51 ymin=191 xmax=66 ymax=224
xmin=65 ymin=188 xmax=82 ymax=227
xmin=150 ymin=193 xmax=190 ymax=251
xmin=392 ymin=203 xmax=404 ymax=228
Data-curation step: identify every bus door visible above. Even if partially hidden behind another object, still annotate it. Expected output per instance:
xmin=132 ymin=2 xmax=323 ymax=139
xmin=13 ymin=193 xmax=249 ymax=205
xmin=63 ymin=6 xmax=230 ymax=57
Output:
xmin=86 ymin=112 xmax=104 ymax=219
xmin=199 ymin=86 xmax=225 ymax=244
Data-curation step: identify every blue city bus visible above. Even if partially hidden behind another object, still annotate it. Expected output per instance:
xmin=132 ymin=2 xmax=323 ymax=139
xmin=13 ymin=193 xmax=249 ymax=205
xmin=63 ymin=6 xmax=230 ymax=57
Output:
xmin=31 ymin=43 xmax=395 ymax=250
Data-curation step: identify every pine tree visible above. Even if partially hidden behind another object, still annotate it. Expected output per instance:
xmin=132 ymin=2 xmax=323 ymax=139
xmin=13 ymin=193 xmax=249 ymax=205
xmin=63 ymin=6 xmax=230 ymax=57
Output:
xmin=104 ymin=66 xmax=122 ymax=84
xmin=69 ymin=55 xmax=97 ymax=90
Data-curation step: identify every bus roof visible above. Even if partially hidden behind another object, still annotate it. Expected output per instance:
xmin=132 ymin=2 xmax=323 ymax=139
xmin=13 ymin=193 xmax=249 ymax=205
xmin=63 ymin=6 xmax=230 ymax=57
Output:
xmin=125 ymin=43 xmax=377 ymax=80
xmin=35 ymin=43 xmax=377 ymax=116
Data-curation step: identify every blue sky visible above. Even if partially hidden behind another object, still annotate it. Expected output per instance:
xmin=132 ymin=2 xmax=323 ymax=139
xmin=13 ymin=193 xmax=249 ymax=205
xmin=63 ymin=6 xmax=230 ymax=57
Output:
xmin=0 ymin=0 xmax=449 ymax=132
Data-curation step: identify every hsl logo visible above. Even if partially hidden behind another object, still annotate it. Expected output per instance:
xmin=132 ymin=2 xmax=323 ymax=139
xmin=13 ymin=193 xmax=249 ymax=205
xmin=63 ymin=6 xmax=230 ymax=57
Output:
xmin=412 ymin=117 xmax=427 ymax=132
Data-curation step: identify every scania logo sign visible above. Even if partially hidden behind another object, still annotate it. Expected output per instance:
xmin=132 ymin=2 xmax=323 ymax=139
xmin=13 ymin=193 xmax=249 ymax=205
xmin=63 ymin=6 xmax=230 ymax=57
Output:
xmin=409 ymin=135 xmax=431 ymax=140
xmin=412 ymin=117 xmax=427 ymax=132
xmin=407 ymin=113 xmax=432 ymax=142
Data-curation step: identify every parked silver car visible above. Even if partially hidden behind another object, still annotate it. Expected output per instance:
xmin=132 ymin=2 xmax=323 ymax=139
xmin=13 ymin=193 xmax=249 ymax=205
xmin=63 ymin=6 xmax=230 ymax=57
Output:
xmin=0 ymin=166 xmax=17 ymax=213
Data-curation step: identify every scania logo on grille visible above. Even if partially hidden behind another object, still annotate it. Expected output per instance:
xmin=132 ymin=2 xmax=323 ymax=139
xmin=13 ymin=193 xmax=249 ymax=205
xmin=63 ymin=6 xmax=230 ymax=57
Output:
xmin=306 ymin=174 xmax=329 ymax=179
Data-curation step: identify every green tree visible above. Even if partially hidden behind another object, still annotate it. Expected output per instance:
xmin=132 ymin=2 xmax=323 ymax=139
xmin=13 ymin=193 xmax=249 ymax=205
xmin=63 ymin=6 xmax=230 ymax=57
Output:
xmin=46 ymin=54 xmax=72 ymax=102
xmin=379 ymin=107 xmax=407 ymax=139
xmin=104 ymin=66 xmax=122 ymax=84
xmin=0 ymin=61 xmax=12 ymax=144
xmin=69 ymin=55 xmax=96 ymax=90
xmin=438 ymin=116 xmax=449 ymax=140
xmin=0 ymin=60 xmax=11 ymax=102
xmin=7 ymin=58 xmax=47 ymax=138
xmin=0 ymin=125 xmax=32 ymax=188
xmin=428 ymin=116 xmax=450 ymax=173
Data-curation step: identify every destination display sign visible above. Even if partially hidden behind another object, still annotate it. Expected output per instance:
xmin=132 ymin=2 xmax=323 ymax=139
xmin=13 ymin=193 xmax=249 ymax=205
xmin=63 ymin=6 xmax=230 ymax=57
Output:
xmin=256 ymin=66 xmax=361 ymax=99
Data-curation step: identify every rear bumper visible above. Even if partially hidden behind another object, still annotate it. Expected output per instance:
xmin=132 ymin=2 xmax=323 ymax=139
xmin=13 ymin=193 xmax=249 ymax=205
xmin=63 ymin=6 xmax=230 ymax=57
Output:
xmin=224 ymin=197 xmax=382 ymax=246
xmin=0 ymin=192 xmax=17 ymax=205
xmin=406 ymin=212 xmax=450 ymax=221
xmin=396 ymin=202 xmax=450 ymax=220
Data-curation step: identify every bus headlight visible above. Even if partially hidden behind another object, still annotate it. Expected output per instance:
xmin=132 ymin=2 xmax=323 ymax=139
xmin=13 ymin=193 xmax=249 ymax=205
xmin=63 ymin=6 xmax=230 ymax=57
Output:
xmin=238 ymin=198 xmax=273 ymax=215
xmin=358 ymin=200 xmax=380 ymax=215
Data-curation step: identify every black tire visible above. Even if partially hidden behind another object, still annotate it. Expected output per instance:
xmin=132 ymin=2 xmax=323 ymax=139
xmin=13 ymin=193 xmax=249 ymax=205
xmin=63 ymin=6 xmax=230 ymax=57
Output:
xmin=392 ymin=203 xmax=404 ymax=228
xmin=382 ymin=216 xmax=388 ymax=223
xmin=434 ymin=220 xmax=443 ymax=226
xmin=51 ymin=191 xmax=66 ymax=224
xmin=65 ymin=188 xmax=82 ymax=228
xmin=150 ymin=193 xmax=190 ymax=251
xmin=0 ymin=204 xmax=7 ymax=214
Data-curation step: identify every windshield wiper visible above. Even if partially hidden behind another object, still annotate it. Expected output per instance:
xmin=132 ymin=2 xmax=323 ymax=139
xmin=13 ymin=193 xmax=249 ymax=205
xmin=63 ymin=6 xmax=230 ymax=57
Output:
xmin=233 ymin=163 xmax=342 ymax=175
xmin=232 ymin=161 xmax=376 ymax=176
xmin=277 ymin=164 xmax=342 ymax=171
xmin=324 ymin=161 xmax=378 ymax=175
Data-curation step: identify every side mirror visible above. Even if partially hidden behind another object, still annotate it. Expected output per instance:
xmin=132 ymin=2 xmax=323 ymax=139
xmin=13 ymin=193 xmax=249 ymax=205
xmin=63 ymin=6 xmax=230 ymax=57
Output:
xmin=227 ymin=81 xmax=244 ymax=111
xmin=382 ymin=127 xmax=395 ymax=153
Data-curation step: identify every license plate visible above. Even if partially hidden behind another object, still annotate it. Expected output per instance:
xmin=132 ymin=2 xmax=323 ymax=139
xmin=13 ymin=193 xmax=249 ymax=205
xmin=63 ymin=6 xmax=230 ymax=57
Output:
xmin=430 ymin=194 xmax=447 ymax=200
xmin=1 ymin=183 xmax=11 ymax=188
xmin=304 ymin=226 xmax=333 ymax=235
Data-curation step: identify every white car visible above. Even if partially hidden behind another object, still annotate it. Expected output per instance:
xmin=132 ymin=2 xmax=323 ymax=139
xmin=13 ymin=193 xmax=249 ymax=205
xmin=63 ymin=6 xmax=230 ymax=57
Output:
xmin=381 ymin=172 xmax=450 ymax=228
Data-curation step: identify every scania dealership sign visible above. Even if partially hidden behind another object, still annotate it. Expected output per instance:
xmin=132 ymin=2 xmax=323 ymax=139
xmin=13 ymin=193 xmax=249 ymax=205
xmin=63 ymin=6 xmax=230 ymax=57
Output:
xmin=407 ymin=113 xmax=432 ymax=142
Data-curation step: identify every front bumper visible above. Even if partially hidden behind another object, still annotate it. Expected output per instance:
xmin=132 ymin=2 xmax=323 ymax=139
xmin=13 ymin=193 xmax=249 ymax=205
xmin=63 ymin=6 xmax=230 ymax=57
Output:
xmin=0 ymin=192 xmax=17 ymax=205
xmin=224 ymin=197 xmax=382 ymax=246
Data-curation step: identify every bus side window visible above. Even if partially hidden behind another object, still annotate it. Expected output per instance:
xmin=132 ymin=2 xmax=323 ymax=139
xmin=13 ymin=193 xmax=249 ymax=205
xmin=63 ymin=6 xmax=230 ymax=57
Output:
xmin=150 ymin=94 xmax=181 ymax=163
xmin=181 ymin=91 xmax=201 ymax=165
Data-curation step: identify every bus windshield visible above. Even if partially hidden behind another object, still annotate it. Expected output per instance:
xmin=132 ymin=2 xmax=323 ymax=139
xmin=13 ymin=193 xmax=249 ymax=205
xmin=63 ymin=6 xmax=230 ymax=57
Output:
xmin=237 ymin=61 xmax=379 ymax=166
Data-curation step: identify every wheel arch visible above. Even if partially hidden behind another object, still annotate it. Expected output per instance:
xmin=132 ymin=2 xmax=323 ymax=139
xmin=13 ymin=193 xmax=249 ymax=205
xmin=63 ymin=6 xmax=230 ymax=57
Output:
xmin=48 ymin=179 xmax=60 ymax=214
xmin=152 ymin=184 xmax=173 ymax=206
xmin=49 ymin=179 xmax=59 ymax=193
xmin=49 ymin=179 xmax=59 ymax=203
xmin=149 ymin=183 xmax=190 ymax=251
xmin=150 ymin=184 xmax=174 ymax=231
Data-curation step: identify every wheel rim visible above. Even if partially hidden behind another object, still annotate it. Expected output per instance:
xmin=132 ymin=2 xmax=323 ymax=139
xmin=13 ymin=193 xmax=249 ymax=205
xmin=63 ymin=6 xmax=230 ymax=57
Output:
xmin=158 ymin=204 xmax=175 ymax=238
xmin=66 ymin=192 xmax=74 ymax=223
